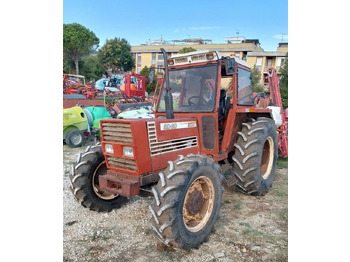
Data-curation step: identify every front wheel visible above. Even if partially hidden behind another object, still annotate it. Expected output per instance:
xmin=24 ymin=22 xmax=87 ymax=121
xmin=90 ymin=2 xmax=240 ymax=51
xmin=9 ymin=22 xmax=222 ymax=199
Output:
xmin=149 ymin=154 xmax=224 ymax=250
xmin=70 ymin=144 xmax=127 ymax=212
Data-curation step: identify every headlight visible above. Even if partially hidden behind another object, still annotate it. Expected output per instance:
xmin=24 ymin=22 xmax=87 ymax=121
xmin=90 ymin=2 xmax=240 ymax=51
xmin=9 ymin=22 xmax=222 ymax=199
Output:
xmin=105 ymin=144 xmax=114 ymax=154
xmin=123 ymin=146 xmax=134 ymax=157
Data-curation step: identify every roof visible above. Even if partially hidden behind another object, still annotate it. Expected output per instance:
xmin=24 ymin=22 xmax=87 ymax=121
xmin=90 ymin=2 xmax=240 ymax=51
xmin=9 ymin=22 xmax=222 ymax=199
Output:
xmin=247 ymin=51 xmax=287 ymax=57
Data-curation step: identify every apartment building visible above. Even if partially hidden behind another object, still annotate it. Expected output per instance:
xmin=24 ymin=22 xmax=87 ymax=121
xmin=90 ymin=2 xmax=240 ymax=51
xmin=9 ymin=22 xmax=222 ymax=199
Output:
xmin=246 ymin=43 xmax=288 ymax=86
xmin=130 ymin=37 xmax=288 ymax=86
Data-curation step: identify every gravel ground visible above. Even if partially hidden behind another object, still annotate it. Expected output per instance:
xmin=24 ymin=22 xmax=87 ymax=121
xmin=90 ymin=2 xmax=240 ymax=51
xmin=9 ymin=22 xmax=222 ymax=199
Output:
xmin=63 ymin=141 xmax=288 ymax=262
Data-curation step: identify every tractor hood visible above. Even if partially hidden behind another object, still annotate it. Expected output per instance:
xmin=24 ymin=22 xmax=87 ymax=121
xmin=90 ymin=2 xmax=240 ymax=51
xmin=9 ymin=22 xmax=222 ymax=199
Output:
xmin=100 ymin=117 xmax=200 ymax=177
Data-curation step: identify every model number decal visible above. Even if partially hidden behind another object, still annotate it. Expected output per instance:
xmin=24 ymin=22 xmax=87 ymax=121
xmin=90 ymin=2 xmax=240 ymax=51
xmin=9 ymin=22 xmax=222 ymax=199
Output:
xmin=160 ymin=121 xmax=197 ymax=130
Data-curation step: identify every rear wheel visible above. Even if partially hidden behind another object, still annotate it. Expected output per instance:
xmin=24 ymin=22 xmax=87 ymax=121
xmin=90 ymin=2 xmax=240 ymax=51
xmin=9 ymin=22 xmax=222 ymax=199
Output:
xmin=149 ymin=154 xmax=223 ymax=250
xmin=232 ymin=117 xmax=278 ymax=195
xmin=70 ymin=144 xmax=127 ymax=212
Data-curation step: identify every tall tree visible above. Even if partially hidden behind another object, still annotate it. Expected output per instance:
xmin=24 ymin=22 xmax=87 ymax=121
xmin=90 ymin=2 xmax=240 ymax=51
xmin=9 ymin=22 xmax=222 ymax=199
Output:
xmin=251 ymin=65 xmax=264 ymax=93
xmin=279 ymin=53 xmax=288 ymax=108
xmin=98 ymin=38 xmax=135 ymax=74
xmin=63 ymin=23 xmax=99 ymax=75
xmin=139 ymin=66 xmax=157 ymax=94
xmin=80 ymin=55 xmax=105 ymax=81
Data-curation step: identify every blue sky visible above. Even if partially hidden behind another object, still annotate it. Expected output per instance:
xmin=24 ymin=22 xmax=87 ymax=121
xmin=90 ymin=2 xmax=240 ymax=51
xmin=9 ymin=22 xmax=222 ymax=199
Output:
xmin=64 ymin=0 xmax=288 ymax=51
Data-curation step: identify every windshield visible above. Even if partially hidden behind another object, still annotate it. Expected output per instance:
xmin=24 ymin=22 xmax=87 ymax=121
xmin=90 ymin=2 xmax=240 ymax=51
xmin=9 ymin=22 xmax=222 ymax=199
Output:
xmin=157 ymin=64 xmax=218 ymax=113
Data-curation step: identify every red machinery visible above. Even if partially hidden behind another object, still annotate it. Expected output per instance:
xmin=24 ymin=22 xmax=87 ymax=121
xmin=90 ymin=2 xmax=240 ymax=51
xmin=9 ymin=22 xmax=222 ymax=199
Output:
xmin=63 ymin=73 xmax=151 ymax=109
xmin=71 ymin=49 xmax=282 ymax=251
xmin=120 ymin=73 xmax=146 ymax=99
xmin=266 ymin=68 xmax=288 ymax=158
xmin=63 ymin=74 xmax=95 ymax=97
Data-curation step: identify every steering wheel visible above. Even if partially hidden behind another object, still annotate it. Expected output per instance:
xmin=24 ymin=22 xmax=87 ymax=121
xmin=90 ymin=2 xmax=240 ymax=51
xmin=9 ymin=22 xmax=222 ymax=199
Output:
xmin=188 ymin=96 xmax=209 ymax=106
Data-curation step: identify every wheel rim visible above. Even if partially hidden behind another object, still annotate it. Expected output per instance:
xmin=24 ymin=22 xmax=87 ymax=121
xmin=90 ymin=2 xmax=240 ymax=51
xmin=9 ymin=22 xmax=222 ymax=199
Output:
xmin=92 ymin=160 xmax=118 ymax=200
xmin=261 ymin=136 xmax=274 ymax=179
xmin=183 ymin=176 xmax=215 ymax=232
xmin=71 ymin=133 xmax=83 ymax=145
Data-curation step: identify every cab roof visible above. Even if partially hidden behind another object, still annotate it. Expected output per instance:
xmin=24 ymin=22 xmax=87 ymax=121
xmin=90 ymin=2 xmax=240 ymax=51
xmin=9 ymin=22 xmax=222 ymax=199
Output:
xmin=170 ymin=50 xmax=248 ymax=67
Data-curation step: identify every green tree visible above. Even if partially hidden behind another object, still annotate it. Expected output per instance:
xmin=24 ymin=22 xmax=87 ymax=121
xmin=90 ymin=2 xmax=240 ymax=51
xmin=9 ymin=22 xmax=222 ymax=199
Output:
xmin=178 ymin=47 xmax=197 ymax=54
xmin=139 ymin=66 xmax=157 ymax=94
xmin=80 ymin=55 xmax=105 ymax=81
xmin=63 ymin=58 xmax=76 ymax=74
xmin=98 ymin=38 xmax=135 ymax=74
xmin=63 ymin=23 xmax=99 ymax=75
xmin=251 ymin=65 xmax=264 ymax=93
xmin=279 ymin=53 xmax=288 ymax=108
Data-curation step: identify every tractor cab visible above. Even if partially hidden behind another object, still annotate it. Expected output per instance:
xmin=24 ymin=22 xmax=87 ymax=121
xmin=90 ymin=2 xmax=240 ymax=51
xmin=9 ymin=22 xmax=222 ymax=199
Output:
xmin=152 ymin=50 xmax=254 ymax=155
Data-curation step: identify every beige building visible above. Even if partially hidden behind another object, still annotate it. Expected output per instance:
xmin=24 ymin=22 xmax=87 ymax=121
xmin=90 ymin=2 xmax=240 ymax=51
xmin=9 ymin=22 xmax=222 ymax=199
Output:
xmin=246 ymin=43 xmax=288 ymax=86
xmin=130 ymin=38 xmax=288 ymax=87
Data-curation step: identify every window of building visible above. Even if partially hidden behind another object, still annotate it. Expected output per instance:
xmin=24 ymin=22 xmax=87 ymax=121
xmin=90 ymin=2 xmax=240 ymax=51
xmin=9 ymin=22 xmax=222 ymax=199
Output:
xmin=256 ymin=57 xmax=263 ymax=72
xmin=156 ymin=65 xmax=163 ymax=73
xmin=137 ymin=54 xmax=141 ymax=65
xmin=277 ymin=57 xmax=285 ymax=67
xmin=266 ymin=57 xmax=272 ymax=67
xmin=152 ymin=53 xmax=156 ymax=65
xmin=137 ymin=66 xmax=141 ymax=74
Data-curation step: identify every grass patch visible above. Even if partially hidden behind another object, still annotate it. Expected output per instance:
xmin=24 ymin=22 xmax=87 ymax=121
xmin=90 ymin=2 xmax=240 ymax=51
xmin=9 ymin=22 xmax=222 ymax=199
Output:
xmin=239 ymin=222 xmax=263 ymax=236
xmin=234 ymin=202 xmax=241 ymax=210
xmin=277 ymin=158 xmax=288 ymax=169
xmin=269 ymin=187 xmax=288 ymax=199
xmin=279 ymin=208 xmax=288 ymax=223
xmin=232 ymin=199 xmax=242 ymax=210
xmin=242 ymin=227 xmax=263 ymax=236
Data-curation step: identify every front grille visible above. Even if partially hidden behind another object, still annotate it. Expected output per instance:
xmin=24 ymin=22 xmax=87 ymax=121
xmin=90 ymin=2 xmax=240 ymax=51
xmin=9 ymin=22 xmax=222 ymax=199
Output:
xmin=150 ymin=136 xmax=198 ymax=156
xmin=102 ymin=122 xmax=133 ymax=144
xmin=147 ymin=121 xmax=198 ymax=156
xmin=107 ymin=156 xmax=137 ymax=171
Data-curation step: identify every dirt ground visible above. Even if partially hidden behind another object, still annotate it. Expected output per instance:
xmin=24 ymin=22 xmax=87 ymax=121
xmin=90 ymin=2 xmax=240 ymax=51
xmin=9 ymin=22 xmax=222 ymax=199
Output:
xmin=63 ymin=141 xmax=288 ymax=262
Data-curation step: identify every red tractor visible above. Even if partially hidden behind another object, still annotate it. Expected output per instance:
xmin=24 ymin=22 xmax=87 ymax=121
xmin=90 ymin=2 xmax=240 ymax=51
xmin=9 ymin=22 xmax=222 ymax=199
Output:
xmin=63 ymin=74 xmax=94 ymax=96
xmin=70 ymin=48 xmax=285 ymax=250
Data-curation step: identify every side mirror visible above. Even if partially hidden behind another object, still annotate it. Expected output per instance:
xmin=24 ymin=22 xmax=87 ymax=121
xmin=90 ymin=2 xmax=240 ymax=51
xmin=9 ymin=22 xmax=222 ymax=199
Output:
xmin=148 ymin=67 xmax=155 ymax=83
xmin=225 ymin=57 xmax=236 ymax=75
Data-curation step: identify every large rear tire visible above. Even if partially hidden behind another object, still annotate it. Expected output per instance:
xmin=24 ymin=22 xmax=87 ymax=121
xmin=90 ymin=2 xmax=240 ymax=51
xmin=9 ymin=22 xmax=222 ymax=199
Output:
xmin=70 ymin=144 xmax=127 ymax=212
xmin=232 ymin=117 xmax=278 ymax=196
xmin=149 ymin=154 xmax=224 ymax=251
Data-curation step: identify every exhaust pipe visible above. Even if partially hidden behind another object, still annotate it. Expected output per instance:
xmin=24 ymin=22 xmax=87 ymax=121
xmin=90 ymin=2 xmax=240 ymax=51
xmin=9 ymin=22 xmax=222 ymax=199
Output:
xmin=160 ymin=48 xmax=174 ymax=119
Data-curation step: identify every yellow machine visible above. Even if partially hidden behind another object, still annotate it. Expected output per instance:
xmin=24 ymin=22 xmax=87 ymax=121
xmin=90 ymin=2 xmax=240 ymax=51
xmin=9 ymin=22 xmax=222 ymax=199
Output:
xmin=63 ymin=106 xmax=89 ymax=147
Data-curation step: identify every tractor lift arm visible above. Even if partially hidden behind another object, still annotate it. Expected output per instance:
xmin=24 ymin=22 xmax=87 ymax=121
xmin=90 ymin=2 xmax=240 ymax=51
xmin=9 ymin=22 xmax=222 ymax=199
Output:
xmin=266 ymin=68 xmax=288 ymax=158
